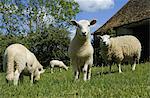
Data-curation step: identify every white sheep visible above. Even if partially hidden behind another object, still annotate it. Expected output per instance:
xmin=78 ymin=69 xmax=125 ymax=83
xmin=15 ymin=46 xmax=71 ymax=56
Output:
xmin=100 ymin=35 xmax=142 ymax=73
xmin=50 ymin=60 xmax=68 ymax=73
xmin=68 ymin=19 xmax=96 ymax=81
xmin=3 ymin=44 xmax=45 ymax=85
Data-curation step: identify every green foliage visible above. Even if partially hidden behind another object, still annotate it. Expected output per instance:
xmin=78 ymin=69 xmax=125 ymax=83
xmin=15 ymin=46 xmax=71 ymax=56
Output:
xmin=0 ymin=0 xmax=79 ymax=69
xmin=0 ymin=0 xmax=79 ymax=34
xmin=26 ymin=26 xmax=70 ymax=66
xmin=0 ymin=33 xmax=26 ymax=70
xmin=0 ymin=63 xmax=150 ymax=97
xmin=0 ymin=26 xmax=70 ymax=70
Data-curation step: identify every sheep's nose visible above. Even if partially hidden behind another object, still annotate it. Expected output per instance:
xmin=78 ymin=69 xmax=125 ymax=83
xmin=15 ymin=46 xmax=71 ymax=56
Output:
xmin=103 ymin=42 xmax=106 ymax=45
xmin=82 ymin=32 xmax=86 ymax=36
xmin=34 ymin=80 xmax=38 ymax=84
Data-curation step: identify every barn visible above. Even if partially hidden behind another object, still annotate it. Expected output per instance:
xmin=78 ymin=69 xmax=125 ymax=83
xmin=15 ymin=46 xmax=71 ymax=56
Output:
xmin=93 ymin=0 xmax=150 ymax=65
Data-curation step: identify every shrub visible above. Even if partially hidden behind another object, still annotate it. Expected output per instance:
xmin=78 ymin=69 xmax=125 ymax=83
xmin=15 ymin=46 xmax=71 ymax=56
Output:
xmin=0 ymin=26 xmax=70 ymax=70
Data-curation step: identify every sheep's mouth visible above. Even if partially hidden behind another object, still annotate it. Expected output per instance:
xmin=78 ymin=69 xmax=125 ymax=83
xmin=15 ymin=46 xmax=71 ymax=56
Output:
xmin=33 ymin=79 xmax=38 ymax=84
xmin=103 ymin=43 xmax=107 ymax=46
xmin=104 ymin=44 xmax=109 ymax=47
xmin=82 ymin=34 xmax=86 ymax=37
xmin=102 ymin=43 xmax=109 ymax=47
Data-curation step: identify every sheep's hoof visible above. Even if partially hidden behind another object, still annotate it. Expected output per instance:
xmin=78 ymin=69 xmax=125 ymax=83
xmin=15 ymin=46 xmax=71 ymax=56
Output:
xmin=74 ymin=79 xmax=79 ymax=82
xmin=119 ymin=71 xmax=122 ymax=73
xmin=50 ymin=71 xmax=54 ymax=73
xmin=83 ymin=79 xmax=87 ymax=81
xmin=132 ymin=68 xmax=136 ymax=71
xmin=13 ymin=82 xmax=18 ymax=86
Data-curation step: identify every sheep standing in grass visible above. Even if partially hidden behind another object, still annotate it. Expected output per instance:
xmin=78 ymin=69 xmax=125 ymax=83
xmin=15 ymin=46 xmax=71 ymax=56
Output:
xmin=68 ymin=19 xmax=96 ymax=81
xmin=100 ymin=35 xmax=141 ymax=73
xmin=3 ymin=44 xmax=45 ymax=85
xmin=50 ymin=60 xmax=68 ymax=73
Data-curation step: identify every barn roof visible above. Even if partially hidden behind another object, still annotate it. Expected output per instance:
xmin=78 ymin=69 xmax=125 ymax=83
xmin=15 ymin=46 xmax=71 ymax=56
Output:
xmin=94 ymin=0 xmax=150 ymax=35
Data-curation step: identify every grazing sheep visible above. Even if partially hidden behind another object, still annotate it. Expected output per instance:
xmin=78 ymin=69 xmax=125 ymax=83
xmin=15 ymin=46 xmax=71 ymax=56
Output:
xmin=3 ymin=44 xmax=45 ymax=85
xmin=68 ymin=19 xmax=96 ymax=81
xmin=50 ymin=60 xmax=68 ymax=73
xmin=100 ymin=35 xmax=142 ymax=73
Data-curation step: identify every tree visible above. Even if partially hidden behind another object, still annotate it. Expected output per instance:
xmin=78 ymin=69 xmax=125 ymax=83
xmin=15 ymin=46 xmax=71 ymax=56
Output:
xmin=0 ymin=0 xmax=79 ymax=34
xmin=26 ymin=26 xmax=70 ymax=66
xmin=0 ymin=26 xmax=71 ymax=70
xmin=0 ymin=0 xmax=79 ymax=70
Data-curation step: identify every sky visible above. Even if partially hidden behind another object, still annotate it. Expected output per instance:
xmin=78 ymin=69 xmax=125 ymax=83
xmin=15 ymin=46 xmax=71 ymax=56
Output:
xmin=71 ymin=0 xmax=128 ymax=34
xmin=0 ymin=0 xmax=128 ymax=36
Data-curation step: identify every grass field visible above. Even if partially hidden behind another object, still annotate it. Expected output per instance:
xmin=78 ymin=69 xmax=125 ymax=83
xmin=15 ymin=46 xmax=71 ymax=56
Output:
xmin=0 ymin=62 xmax=150 ymax=98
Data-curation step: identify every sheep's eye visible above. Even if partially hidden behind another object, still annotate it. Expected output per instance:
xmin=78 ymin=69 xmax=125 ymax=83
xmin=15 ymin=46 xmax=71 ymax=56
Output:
xmin=88 ymin=25 xmax=90 ymax=27
xmin=77 ymin=25 xmax=81 ymax=28
xmin=38 ymin=68 xmax=42 ymax=71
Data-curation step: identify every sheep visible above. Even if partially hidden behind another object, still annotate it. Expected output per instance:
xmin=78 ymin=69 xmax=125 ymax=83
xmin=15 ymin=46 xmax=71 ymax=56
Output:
xmin=99 ymin=35 xmax=142 ymax=73
xmin=49 ymin=60 xmax=68 ymax=73
xmin=68 ymin=19 xmax=96 ymax=81
xmin=3 ymin=44 xmax=45 ymax=85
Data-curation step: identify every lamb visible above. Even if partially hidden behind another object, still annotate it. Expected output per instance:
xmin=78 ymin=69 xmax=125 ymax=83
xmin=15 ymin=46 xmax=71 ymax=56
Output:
xmin=68 ymin=19 xmax=96 ymax=81
xmin=100 ymin=35 xmax=142 ymax=73
xmin=3 ymin=44 xmax=45 ymax=85
xmin=50 ymin=60 xmax=68 ymax=73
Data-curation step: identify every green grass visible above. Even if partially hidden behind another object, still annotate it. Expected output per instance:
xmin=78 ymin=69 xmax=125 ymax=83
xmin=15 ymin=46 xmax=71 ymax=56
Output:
xmin=0 ymin=62 xmax=150 ymax=98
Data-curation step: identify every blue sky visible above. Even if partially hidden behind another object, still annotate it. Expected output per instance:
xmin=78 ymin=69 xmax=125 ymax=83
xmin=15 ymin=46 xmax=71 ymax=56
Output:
xmin=74 ymin=0 xmax=128 ymax=33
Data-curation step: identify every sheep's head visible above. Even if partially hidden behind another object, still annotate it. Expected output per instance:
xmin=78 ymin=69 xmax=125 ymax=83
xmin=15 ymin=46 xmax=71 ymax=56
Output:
xmin=61 ymin=62 xmax=68 ymax=71
xmin=34 ymin=64 xmax=45 ymax=81
xmin=65 ymin=67 xmax=69 ymax=71
xmin=100 ymin=35 xmax=110 ymax=46
xmin=64 ymin=65 xmax=69 ymax=71
xmin=71 ymin=20 xmax=96 ymax=38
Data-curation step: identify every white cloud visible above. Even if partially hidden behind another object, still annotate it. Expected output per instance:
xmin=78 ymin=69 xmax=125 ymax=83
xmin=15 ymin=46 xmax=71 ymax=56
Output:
xmin=75 ymin=0 xmax=114 ymax=12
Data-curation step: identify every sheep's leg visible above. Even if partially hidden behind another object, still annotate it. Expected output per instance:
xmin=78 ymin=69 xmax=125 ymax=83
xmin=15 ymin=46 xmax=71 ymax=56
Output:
xmin=51 ymin=67 xmax=54 ymax=73
xmin=74 ymin=70 xmax=79 ymax=80
xmin=132 ymin=60 xmax=136 ymax=71
xmin=87 ymin=66 xmax=91 ymax=80
xmin=6 ymin=58 xmax=15 ymax=81
xmin=14 ymin=69 xmax=20 ymax=85
xmin=51 ymin=64 xmax=55 ymax=73
xmin=30 ymin=73 xmax=34 ymax=84
xmin=73 ymin=65 xmax=80 ymax=80
xmin=117 ymin=63 xmax=122 ymax=73
xmin=108 ymin=61 xmax=112 ymax=73
xmin=83 ymin=64 xmax=88 ymax=81
xmin=59 ymin=68 xmax=62 ymax=72
xmin=19 ymin=72 xmax=24 ymax=83
xmin=13 ymin=60 xmax=25 ymax=85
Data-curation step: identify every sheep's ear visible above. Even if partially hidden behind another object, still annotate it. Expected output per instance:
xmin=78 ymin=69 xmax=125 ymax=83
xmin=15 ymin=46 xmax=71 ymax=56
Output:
xmin=100 ymin=36 xmax=102 ymax=39
xmin=107 ymin=35 xmax=110 ymax=39
xmin=99 ymin=35 xmax=102 ymax=39
xmin=90 ymin=20 xmax=97 ymax=25
xmin=70 ymin=20 xmax=79 ymax=27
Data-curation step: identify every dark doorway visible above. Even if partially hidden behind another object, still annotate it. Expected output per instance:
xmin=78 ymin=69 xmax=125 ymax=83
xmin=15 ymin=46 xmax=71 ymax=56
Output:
xmin=131 ymin=22 xmax=150 ymax=62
